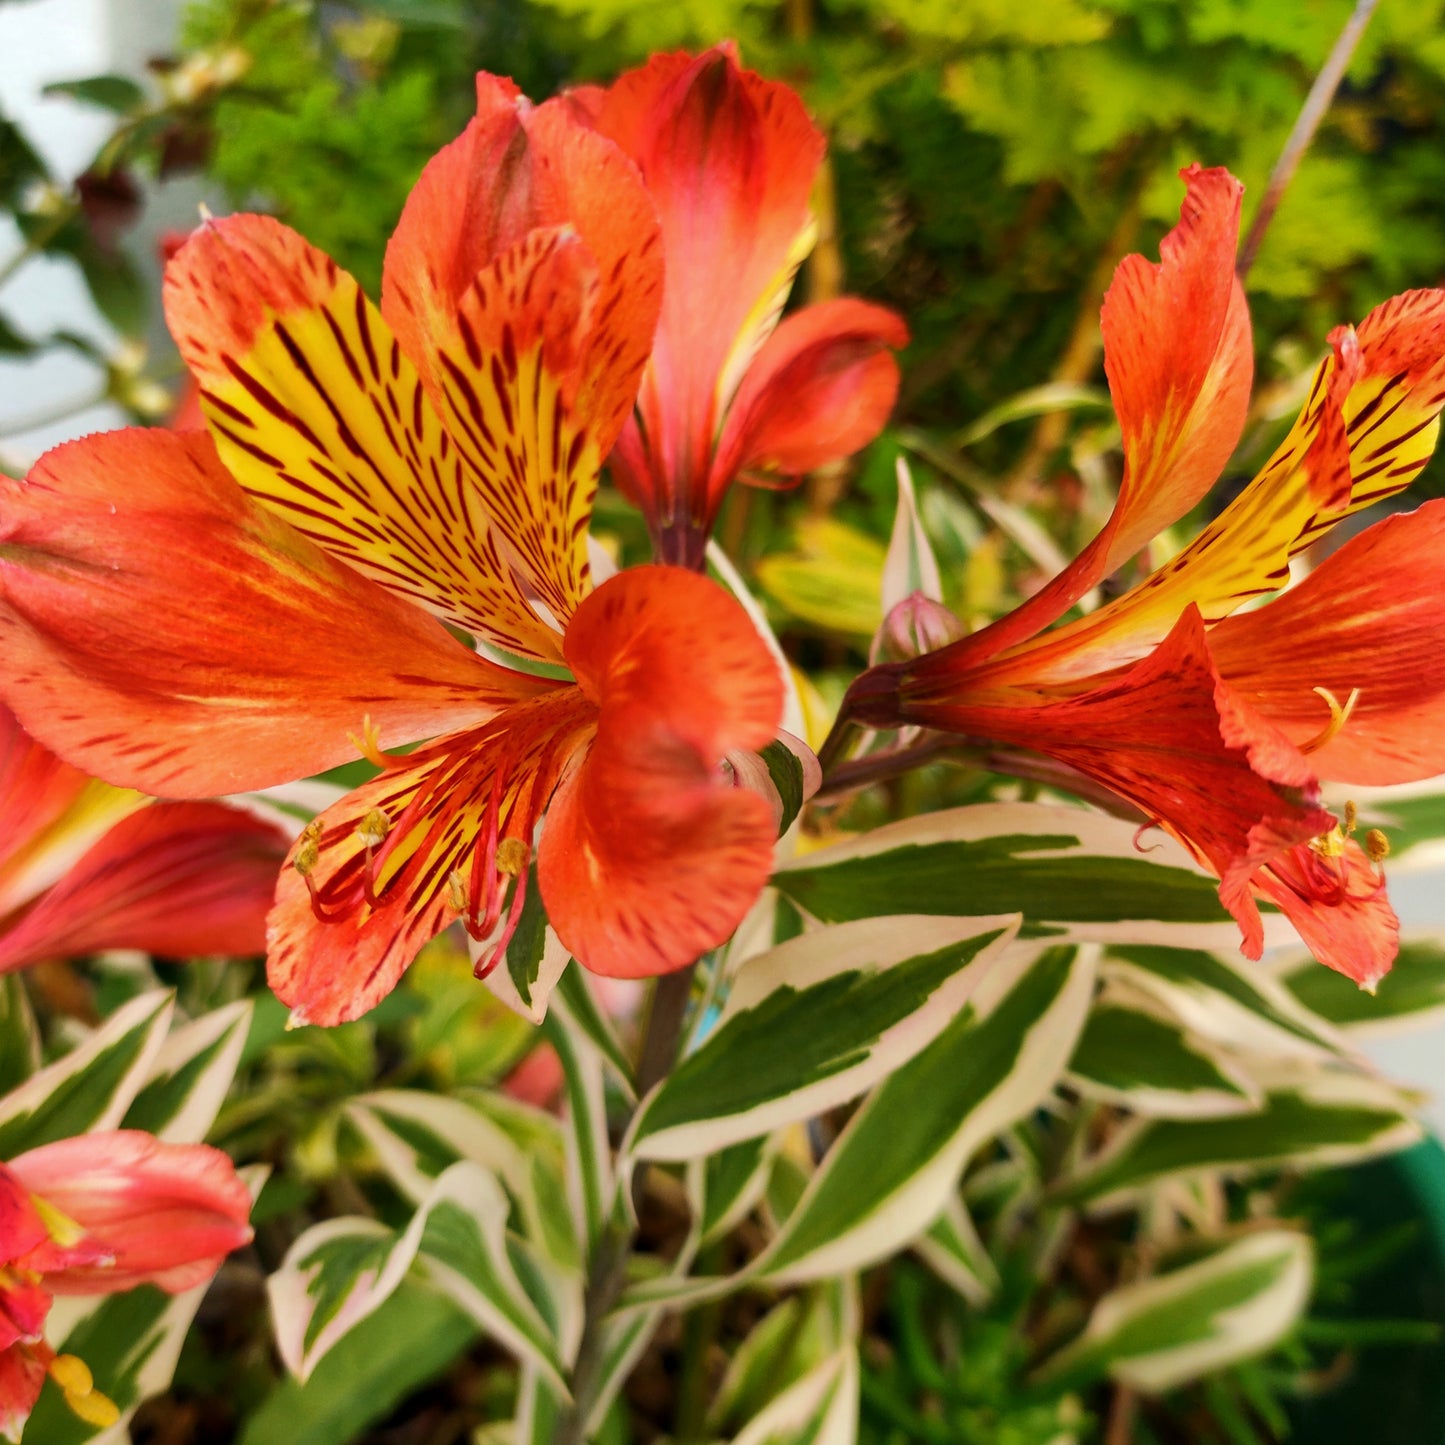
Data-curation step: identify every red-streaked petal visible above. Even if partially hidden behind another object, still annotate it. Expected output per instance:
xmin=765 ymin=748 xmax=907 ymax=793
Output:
xmin=708 ymin=298 xmax=908 ymax=502
xmin=268 ymin=689 xmax=595 ymax=1027
xmin=10 ymin=1132 xmax=252 ymax=1296
xmin=165 ymin=214 xmax=567 ymax=661
xmin=0 ymin=704 xmax=143 ymax=920
xmin=594 ymin=46 xmax=823 ymax=513
xmin=541 ymin=566 xmax=783 ymax=977
xmin=1208 ymin=501 xmax=1445 ymax=784
xmin=0 ymin=1340 xmax=47 ymax=1442
xmin=0 ymin=801 xmax=287 ymax=975
xmin=0 ymin=1166 xmax=49 ymax=1270
xmin=999 ymin=287 xmax=1445 ymax=688
xmin=381 ymin=75 xmax=663 ymax=461
xmin=1252 ymin=838 xmax=1398 ymax=989
xmin=928 ymin=166 xmax=1251 ymax=675
xmin=888 ymin=607 xmax=1332 ymax=955
xmin=0 ymin=428 xmax=540 ymax=795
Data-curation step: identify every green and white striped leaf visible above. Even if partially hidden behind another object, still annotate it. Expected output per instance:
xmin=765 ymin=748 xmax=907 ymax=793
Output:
xmin=0 ymin=974 xmax=39 ymax=1096
xmin=121 ymin=998 xmax=252 ymax=1142
xmin=553 ymin=963 xmax=636 ymax=1098
xmin=882 ymin=455 xmax=943 ymax=609
xmin=625 ymin=915 xmax=1020 ymax=1162
xmin=755 ymin=945 xmax=1095 ymax=1284
xmin=691 ymin=1135 xmax=778 ymax=1248
xmin=415 ymin=1167 xmax=572 ymax=1396
xmin=1063 ymin=1067 xmax=1422 ymax=1211
xmin=623 ymin=946 xmax=1094 ymax=1314
xmin=271 ymin=1161 xmax=558 ymax=1385
xmin=915 ymin=1196 xmax=999 ymax=1306
xmin=32 ymin=1165 xmax=269 ymax=1445
xmin=1104 ymin=945 xmax=1344 ymax=1062
xmin=730 ymin=1346 xmax=858 ymax=1445
xmin=345 ymin=1089 xmax=575 ymax=1270
xmin=1034 ymin=1231 xmax=1313 ymax=1394
xmin=1066 ymin=993 xmax=1258 ymax=1118
xmin=774 ymin=804 xmax=1251 ymax=949
xmin=551 ymin=1014 xmax=613 ymax=1256
xmin=479 ymin=888 xmax=572 ymax=1025
xmin=1277 ymin=940 xmax=1445 ymax=1036
xmin=706 ymin=1293 xmax=837 ymax=1436
xmin=0 ymin=989 xmax=172 ymax=1157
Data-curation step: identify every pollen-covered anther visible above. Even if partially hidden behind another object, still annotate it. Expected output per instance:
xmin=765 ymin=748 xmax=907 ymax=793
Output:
xmin=355 ymin=808 xmax=390 ymax=848
xmin=1300 ymin=685 xmax=1361 ymax=754
xmin=446 ymin=870 xmax=468 ymax=914
xmin=1365 ymin=828 xmax=1391 ymax=864
xmin=1310 ymin=824 xmax=1347 ymax=860
xmin=49 ymin=1353 xmax=120 ymax=1431
xmin=293 ymin=820 xmax=323 ymax=877
xmin=495 ymin=836 xmax=529 ymax=877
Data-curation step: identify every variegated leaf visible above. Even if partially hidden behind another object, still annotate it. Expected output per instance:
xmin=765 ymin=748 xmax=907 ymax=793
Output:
xmin=691 ymin=1135 xmax=778 ymax=1248
xmin=122 ymin=998 xmax=253 ymax=1142
xmin=0 ymin=973 xmax=39 ymax=1095
xmin=625 ymin=915 xmax=1020 ymax=1162
xmin=731 ymin=1347 xmax=858 ymax=1445
xmin=0 ymin=989 xmax=172 ymax=1157
xmin=774 ymin=804 xmax=1265 ymax=950
xmin=1034 ymin=1231 xmax=1313 ymax=1394
xmin=1277 ymin=939 xmax=1445 ymax=1036
xmin=914 ymin=1195 xmax=999 ymax=1306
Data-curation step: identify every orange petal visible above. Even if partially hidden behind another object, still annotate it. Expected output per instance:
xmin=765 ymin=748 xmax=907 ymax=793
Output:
xmin=593 ymin=46 xmax=823 ymax=523
xmin=707 ymin=298 xmax=908 ymax=504
xmin=165 ymin=214 xmax=567 ymax=661
xmin=268 ymin=689 xmax=594 ymax=1026
xmin=1208 ymin=500 xmax=1445 ymax=784
xmin=10 ymin=1132 xmax=253 ymax=1296
xmin=1251 ymin=837 xmax=1397 ymax=989
xmin=885 ymin=607 xmax=1332 ymax=956
xmin=0 ymin=429 xmax=541 ymax=794
xmin=0 ymin=801 xmax=288 ymax=975
xmin=1005 ymin=287 xmax=1445 ymax=686
xmin=540 ymin=566 xmax=782 ymax=978
xmin=382 ymin=74 xmax=663 ymax=463
xmin=934 ymin=166 xmax=1252 ymax=672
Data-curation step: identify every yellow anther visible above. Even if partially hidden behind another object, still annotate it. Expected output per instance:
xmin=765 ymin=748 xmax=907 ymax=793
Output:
xmin=495 ymin=837 xmax=529 ymax=877
xmin=356 ymin=808 xmax=390 ymax=848
xmin=49 ymin=1354 xmax=120 ymax=1429
xmin=1365 ymin=828 xmax=1391 ymax=863
xmin=293 ymin=821 xmax=322 ymax=877
xmin=1301 ymin=686 xmax=1361 ymax=755
xmin=1311 ymin=825 xmax=1347 ymax=859
xmin=446 ymin=871 xmax=468 ymax=913
xmin=1344 ymin=800 xmax=1358 ymax=835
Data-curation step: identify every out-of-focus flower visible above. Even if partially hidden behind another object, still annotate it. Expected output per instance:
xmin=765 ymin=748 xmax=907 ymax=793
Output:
xmin=0 ymin=73 xmax=783 ymax=1026
xmin=0 ymin=1131 xmax=252 ymax=1440
xmin=570 ymin=44 xmax=909 ymax=567
xmin=849 ymin=166 xmax=1445 ymax=989
xmin=0 ymin=702 xmax=287 ymax=976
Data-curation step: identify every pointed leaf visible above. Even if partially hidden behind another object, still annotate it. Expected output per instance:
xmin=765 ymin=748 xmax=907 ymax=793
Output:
xmin=1279 ymin=939 xmax=1445 ymax=1035
xmin=1035 ymin=1232 xmax=1313 ymax=1394
xmin=914 ymin=1196 xmax=999 ymax=1306
xmin=731 ymin=1346 xmax=858 ymax=1445
xmin=881 ymin=456 xmax=943 ymax=611
xmin=626 ymin=915 xmax=1020 ymax=1161
xmin=122 ymin=998 xmax=253 ymax=1142
xmin=0 ymin=973 xmax=39 ymax=1095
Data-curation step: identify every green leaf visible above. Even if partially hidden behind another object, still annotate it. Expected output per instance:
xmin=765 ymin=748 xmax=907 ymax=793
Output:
xmin=122 ymin=998 xmax=252 ymax=1141
xmin=0 ymin=110 xmax=47 ymax=207
xmin=914 ymin=1196 xmax=999 ymax=1306
xmin=1279 ymin=941 xmax=1445 ymax=1033
xmin=0 ymin=310 xmax=36 ymax=355
xmin=760 ymin=738 xmax=807 ymax=837
xmin=42 ymin=74 xmax=146 ymax=113
xmin=554 ymin=963 xmax=636 ymax=1098
xmin=0 ymin=990 xmax=171 ymax=1157
xmin=626 ymin=915 xmax=1019 ymax=1161
xmin=695 ymin=1135 xmax=777 ymax=1247
xmin=774 ymin=804 xmax=1235 ymax=943
xmin=238 ymin=1281 xmax=476 ymax=1445
xmin=0 ymin=974 xmax=39 ymax=1095
xmin=731 ymin=1348 xmax=858 ymax=1445
xmin=1035 ymin=1232 xmax=1314 ymax=1394
xmin=1067 ymin=999 xmax=1258 ymax=1118
xmin=1062 ymin=1072 xmax=1422 ymax=1211
xmin=951 ymin=380 xmax=1112 ymax=449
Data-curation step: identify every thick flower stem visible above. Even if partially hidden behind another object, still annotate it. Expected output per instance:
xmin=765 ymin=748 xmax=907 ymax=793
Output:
xmin=636 ymin=964 xmax=698 ymax=1097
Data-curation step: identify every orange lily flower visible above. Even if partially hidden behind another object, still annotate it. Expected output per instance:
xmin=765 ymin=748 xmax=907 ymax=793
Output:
xmin=0 ymin=75 xmax=783 ymax=1025
xmin=1 ymin=1131 xmax=252 ymax=1440
xmin=569 ymin=44 xmax=909 ymax=567
xmin=0 ymin=703 xmax=287 ymax=975
xmin=848 ymin=165 xmax=1445 ymax=988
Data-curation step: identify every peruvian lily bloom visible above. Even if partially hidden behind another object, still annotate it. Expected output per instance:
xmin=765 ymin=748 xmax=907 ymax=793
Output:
xmin=1 ymin=1130 xmax=252 ymax=1440
xmin=0 ymin=74 xmax=783 ymax=1026
xmin=847 ymin=165 xmax=1445 ymax=989
xmin=0 ymin=703 xmax=288 ymax=975
xmin=569 ymin=44 xmax=909 ymax=567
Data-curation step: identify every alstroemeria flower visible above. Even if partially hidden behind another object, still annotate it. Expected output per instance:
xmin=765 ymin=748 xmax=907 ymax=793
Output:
xmin=569 ymin=44 xmax=909 ymax=566
xmin=0 ymin=703 xmax=287 ymax=975
xmin=848 ymin=165 xmax=1445 ymax=988
xmin=0 ymin=74 xmax=783 ymax=1025
xmin=1 ymin=1131 xmax=252 ymax=1440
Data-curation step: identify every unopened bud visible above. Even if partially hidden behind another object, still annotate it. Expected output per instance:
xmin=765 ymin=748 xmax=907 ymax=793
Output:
xmin=870 ymin=591 xmax=965 ymax=665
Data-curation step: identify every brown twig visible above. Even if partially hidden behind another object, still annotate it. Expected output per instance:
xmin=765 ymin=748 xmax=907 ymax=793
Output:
xmin=1236 ymin=0 xmax=1380 ymax=281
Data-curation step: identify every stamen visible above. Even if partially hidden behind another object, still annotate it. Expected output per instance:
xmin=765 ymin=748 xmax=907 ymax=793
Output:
xmin=1344 ymin=800 xmax=1358 ymax=835
xmin=49 ymin=1354 xmax=120 ymax=1431
xmin=495 ymin=837 xmax=529 ymax=877
xmin=1300 ymin=686 xmax=1361 ymax=754
xmin=349 ymin=714 xmax=408 ymax=770
xmin=1365 ymin=828 xmax=1391 ymax=863
xmin=356 ymin=808 xmax=390 ymax=849
xmin=292 ymin=820 xmax=323 ymax=877
xmin=446 ymin=870 xmax=468 ymax=914
xmin=1310 ymin=825 xmax=1347 ymax=860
